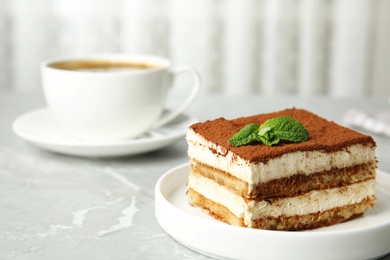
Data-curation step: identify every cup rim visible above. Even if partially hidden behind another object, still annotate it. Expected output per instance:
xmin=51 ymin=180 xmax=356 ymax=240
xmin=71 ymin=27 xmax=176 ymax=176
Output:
xmin=41 ymin=53 xmax=171 ymax=75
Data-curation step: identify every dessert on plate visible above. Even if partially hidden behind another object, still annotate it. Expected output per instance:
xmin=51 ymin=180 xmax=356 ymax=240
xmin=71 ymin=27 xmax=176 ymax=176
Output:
xmin=185 ymin=108 xmax=377 ymax=230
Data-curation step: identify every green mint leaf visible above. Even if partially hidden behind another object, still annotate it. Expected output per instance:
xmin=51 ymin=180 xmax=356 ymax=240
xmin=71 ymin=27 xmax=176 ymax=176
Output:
xmin=258 ymin=134 xmax=280 ymax=146
xmin=260 ymin=116 xmax=309 ymax=142
xmin=228 ymin=123 xmax=259 ymax=146
xmin=257 ymin=127 xmax=280 ymax=146
xmin=228 ymin=115 xmax=309 ymax=147
xmin=258 ymin=126 xmax=271 ymax=136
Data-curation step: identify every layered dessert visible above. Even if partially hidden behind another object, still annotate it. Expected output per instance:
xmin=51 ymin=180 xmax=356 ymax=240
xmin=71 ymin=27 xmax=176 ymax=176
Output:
xmin=186 ymin=108 xmax=377 ymax=230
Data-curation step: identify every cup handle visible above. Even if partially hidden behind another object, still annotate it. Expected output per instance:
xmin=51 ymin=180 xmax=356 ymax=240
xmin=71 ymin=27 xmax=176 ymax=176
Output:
xmin=152 ymin=65 xmax=201 ymax=129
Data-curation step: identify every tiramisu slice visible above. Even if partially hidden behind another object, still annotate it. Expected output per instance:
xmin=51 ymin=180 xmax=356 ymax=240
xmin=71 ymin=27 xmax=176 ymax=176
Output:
xmin=186 ymin=108 xmax=376 ymax=230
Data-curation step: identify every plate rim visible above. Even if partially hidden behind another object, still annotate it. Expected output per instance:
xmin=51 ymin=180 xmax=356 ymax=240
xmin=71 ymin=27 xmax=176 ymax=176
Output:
xmin=155 ymin=163 xmax=390 ymax=259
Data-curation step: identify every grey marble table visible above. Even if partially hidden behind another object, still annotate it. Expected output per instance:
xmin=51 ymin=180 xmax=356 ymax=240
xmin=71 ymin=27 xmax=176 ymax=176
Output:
xmin=1 ymin=91 xmax=389 ymax=260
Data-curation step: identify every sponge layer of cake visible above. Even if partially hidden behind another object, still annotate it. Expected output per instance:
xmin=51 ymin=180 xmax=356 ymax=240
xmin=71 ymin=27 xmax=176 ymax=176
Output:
xmin=190 ymin=159 xmax=376 ymax=200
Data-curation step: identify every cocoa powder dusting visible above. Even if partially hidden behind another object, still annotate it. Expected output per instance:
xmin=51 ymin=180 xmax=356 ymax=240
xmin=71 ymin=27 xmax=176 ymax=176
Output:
xmin=189 ymin=108 xmax=376 ymax=164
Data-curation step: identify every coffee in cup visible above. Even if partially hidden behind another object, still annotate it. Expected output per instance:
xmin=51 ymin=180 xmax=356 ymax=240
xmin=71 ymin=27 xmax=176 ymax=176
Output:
xmin=48 ymin=59 xmax=163 ymax=72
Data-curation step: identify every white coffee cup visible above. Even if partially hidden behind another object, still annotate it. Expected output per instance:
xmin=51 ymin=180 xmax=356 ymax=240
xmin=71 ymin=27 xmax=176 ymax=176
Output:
xmin=41 ymin=54 xmax=201 ymax=142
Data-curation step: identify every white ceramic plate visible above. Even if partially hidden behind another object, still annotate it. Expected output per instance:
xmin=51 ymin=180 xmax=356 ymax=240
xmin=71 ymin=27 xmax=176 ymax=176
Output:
xmin=12 ymin=108 xmax=198 ymax=157
xmin=155 ymin=163 xmax=390 ymax=260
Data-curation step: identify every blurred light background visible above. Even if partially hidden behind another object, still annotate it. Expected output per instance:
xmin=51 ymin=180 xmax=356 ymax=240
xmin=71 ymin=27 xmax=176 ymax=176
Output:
xmin=0 ymin=0 xmax=389 ymax=97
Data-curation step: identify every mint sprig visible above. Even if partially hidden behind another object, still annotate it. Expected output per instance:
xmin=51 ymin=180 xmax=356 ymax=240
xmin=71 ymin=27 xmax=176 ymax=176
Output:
xmin=228 ymin=116 xmax=309 ymax=147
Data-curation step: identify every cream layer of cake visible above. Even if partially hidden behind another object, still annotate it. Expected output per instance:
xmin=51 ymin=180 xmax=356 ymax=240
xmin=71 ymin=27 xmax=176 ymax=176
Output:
xmin=187 ymin=172 xmax=376 ymax=227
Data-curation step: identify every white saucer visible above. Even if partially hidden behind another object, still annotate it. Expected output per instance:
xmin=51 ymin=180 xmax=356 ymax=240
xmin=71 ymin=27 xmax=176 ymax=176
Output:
xmin=12 ymin=108 xmax=198 ymax=157
xmin=155 ymin=163 xmax=390 ymax=260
